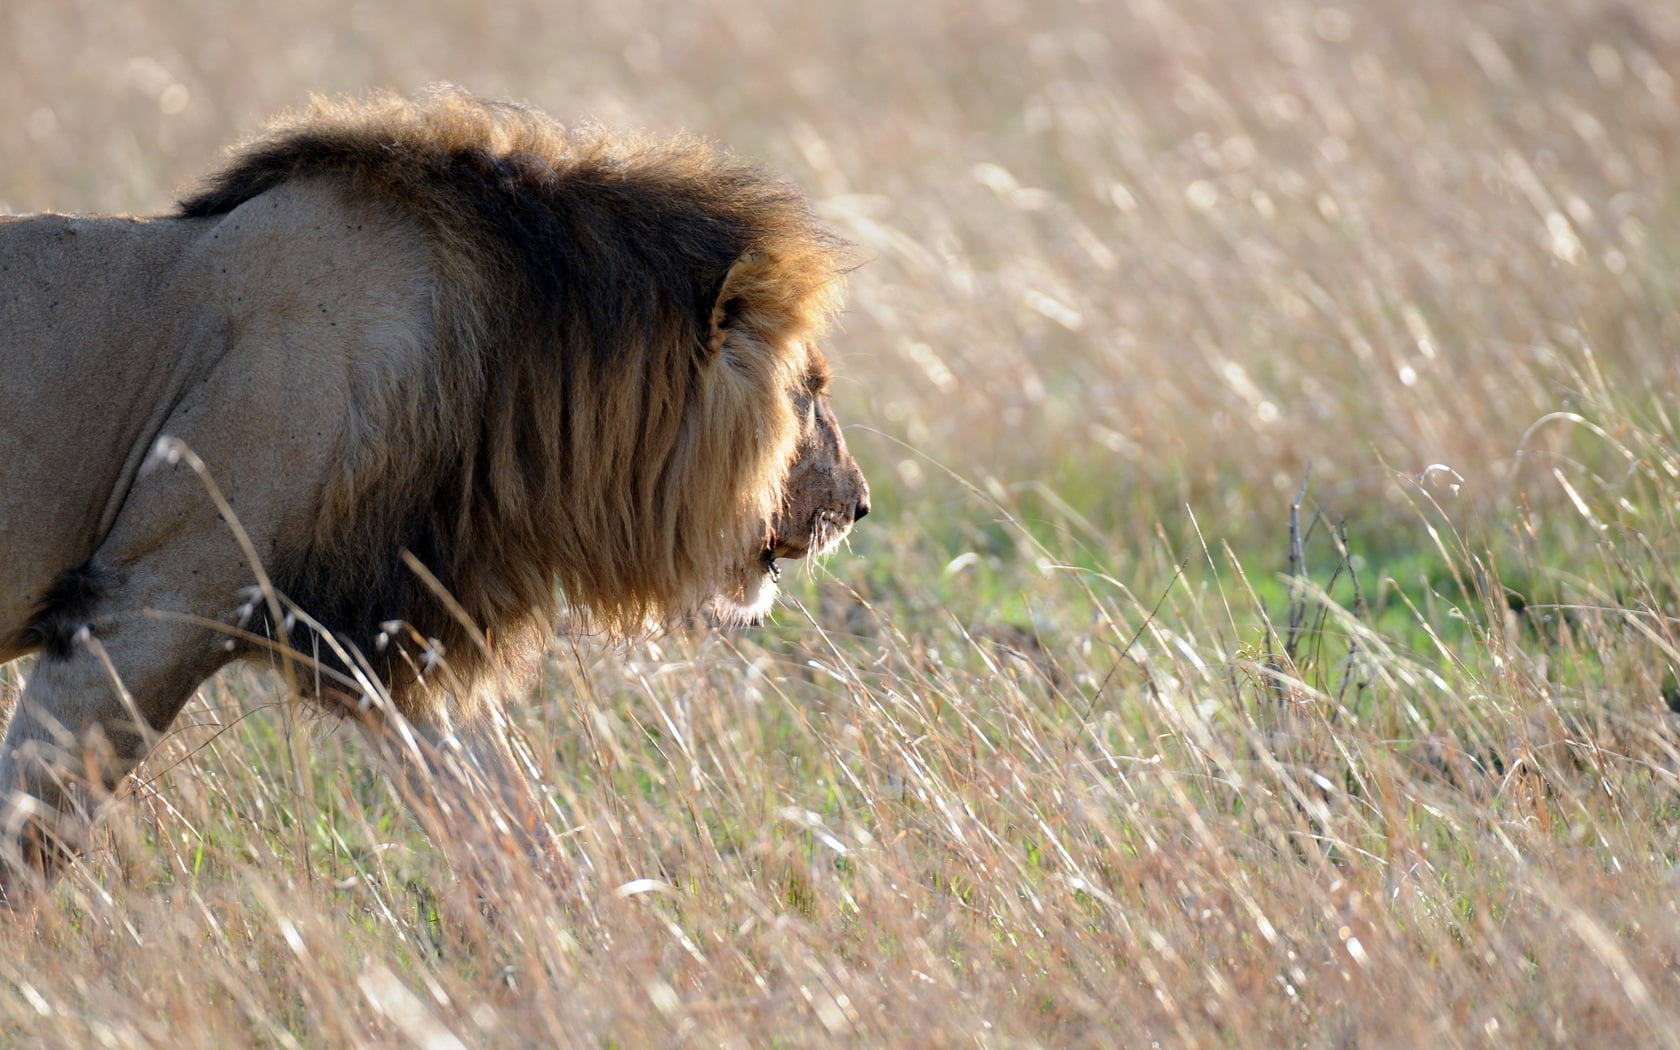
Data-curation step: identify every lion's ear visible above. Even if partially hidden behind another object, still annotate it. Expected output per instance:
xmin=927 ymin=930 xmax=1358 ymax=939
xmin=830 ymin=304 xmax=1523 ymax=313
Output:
xmin=707 ymin=252 xmax=766 ymax=357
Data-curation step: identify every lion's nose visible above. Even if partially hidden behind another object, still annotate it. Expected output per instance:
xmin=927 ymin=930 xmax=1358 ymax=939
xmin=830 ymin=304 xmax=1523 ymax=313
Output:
xmin=852 ymin=495 xmax=870 ymax=522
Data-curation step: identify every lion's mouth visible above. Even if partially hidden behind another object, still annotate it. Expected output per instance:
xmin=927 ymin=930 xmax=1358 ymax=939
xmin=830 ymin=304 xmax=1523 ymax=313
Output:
xmin=761 ymin=528 xmax=816 ymax=581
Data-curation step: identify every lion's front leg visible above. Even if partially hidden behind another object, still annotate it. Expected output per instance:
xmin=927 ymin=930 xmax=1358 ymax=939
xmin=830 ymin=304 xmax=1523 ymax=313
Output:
xmin=0 ymin=587 xmax=229 ymax=897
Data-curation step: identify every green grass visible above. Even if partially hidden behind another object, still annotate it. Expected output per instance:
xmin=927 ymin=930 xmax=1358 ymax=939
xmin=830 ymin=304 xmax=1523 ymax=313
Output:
xmin=8 ymin=0 xmax=1680 ymax=1046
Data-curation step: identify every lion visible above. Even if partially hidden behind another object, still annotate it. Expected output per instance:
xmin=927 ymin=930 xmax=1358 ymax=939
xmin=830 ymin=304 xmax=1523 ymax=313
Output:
xmin=0 ymin=88 xmax=869 ymax=893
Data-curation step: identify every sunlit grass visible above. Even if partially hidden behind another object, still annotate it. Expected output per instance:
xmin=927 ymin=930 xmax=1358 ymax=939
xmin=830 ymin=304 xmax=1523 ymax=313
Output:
xmin=5 ymin=0 xmax=1680 ymax=1045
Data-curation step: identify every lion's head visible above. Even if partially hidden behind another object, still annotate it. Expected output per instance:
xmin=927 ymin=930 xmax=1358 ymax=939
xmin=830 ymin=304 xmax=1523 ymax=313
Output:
xmin=174 ymin=88 xmax=872 ymax=718
xmin=709 ymin=353 xmax=871 ymax=627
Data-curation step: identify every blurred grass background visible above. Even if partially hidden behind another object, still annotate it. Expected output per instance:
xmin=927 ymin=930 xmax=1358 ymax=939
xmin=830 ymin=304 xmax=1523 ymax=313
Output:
xmin=6 ymin=0 xmax=1680 ymax=1046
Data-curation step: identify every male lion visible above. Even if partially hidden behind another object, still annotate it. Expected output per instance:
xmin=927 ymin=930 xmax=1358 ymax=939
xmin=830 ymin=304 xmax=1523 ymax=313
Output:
xmin=0 ymin=88 xmax=868 ymax=893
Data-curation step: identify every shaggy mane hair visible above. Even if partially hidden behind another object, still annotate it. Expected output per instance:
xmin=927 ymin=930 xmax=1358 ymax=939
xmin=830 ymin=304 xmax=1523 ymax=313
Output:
xmin=179 ymin=87 xmax=848 ymax=719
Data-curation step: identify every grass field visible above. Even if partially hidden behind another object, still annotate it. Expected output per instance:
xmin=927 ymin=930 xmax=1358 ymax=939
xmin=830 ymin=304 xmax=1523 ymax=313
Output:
xmin=6 ymin=0 xmax=1680 ymax=1045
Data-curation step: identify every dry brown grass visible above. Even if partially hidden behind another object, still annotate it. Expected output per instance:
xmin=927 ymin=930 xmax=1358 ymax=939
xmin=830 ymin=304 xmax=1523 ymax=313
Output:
xmin=7 ymin=0 xmax=1680 ymax=1046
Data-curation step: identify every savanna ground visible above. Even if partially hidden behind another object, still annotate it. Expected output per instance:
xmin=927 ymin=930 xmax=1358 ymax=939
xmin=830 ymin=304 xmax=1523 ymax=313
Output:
xmin=4 ymin=0 xmax=1680 ymax=1045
